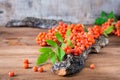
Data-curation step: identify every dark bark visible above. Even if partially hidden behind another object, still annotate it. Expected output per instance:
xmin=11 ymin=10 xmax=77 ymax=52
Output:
xmin=52 ymin=35 xmax=109 ymax=76
xmin=5 ymin=17 xmax=72 ymax=28
xmin=51 ymin=54 xmax=85 ymax=76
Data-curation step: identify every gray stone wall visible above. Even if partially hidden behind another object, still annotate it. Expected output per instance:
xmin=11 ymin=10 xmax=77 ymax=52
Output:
xmin=0 ymin=0 xmax=120 ymax=26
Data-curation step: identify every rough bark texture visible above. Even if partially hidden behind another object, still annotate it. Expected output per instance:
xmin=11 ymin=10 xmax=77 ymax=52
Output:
xmin=52 ymin=35 xmax=109 ymax=76
xmin=5 ymin=17 xmax=72 ymax=28
xmin=52 ymin=54 xmax=85 ymax=76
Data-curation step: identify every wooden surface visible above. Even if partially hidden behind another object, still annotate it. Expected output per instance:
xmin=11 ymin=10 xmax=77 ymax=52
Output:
xmin=0 ymin=27 xmax=120 ymax=80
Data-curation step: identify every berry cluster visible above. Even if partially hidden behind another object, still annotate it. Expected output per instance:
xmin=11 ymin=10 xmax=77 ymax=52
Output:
xmin=36 ymin=19 xmax=120 ymax=56
xmin=88 ymin=25 xmax=102 ymax=38
xmin=36 ymin=22 xmax=68 ymax=46
xmin=63 ymin=27 xmax=97 ymax=55
xmin=101 ymin=18 xmax=120 ymax=37
xmin=101 ymin=19 xmax=114 ymax=34
xmin=36 ymin=22 xmax=103 ymax=56
xmin=114 ymin=21 xmax=120 ymax=36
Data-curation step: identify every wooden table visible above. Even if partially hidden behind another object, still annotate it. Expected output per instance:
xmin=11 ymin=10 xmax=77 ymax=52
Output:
xmin=0 ymin=27 xmax=120 ymax=80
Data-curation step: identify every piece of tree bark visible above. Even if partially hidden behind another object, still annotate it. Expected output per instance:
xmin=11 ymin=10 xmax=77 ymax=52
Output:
xmin=52 ymin=35 xmax=109 ymax=76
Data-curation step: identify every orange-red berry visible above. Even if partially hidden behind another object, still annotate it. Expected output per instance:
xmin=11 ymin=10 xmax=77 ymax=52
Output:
xmin=38 ymin=67 xmax=44 ymax=73
xmin=24 ymin=63 xmax=29 ymax=69
xmin=33 ymin=66 xmax=38 ymax=72
xmin=23 ymin=58 xmax=29 ymax=64
xmin=8 ymin=71 xmax=14 ymax=77
xmin=90 ymin=64 xmax=95 ymax=69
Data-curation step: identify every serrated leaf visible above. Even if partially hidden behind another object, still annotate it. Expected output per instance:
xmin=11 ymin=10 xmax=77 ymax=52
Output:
xmin=56 ymin=47 xmax=65 ymax=62
xmin=36 ymin=52 xmax=49 ymax=65
xmin=101 ymin=11 xmax=107 ymax=17
xmin=49 ymin=52 xmax=56 ymax=64
xmin=65 ymin=28 xmax=73 ymax=48
xmin=107 ymin=11 xmax=117 ymax=21
xmin=67 ymin=39 xmax=73 ymax=48
xmin=46 ymin=40 xmax=58 ymax=47
xmin=95 ymin=11 xmax=117 ymax=25
xmin=103 ymin=32 xmax=108 ymax=37
xmin=59 ymin=48 xmax=65 ymax=61
xmin=103 ymin=26 xmax=114 ymax=37
xmin=66 ymin=28 xmax=71 ymax=37
xmin=39 ymin=47 xmax=53 ymax=53
xmin=104 ymin=26 xmax=114 ymax=34
xmin=55 ymin=32 xmax=63 ymax=43
xmin=61 ymin=43 xmax=66 ymax=49
xmin=95 ymin=17 xmax=107 ymax=25
xmin=107 ymin=11 xmax=114 ymax=18
xmin=56 ymin=47 xmax=61 ymax=61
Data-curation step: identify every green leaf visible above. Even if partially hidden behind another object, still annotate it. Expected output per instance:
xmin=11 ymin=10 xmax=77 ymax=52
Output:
xmin=95 ymin=11 xmax=117 ymax=25
xmin=39 ymin=47 xmax=53 ymax=53
xmin=107 ymin=11 xmax=117 ymax=21
xmin=36 ymin=52 xmax=49 ymax=65
xmin=65 ymin=28 xmax=73 ymax=48
xmin=56 ymin=47 xmax=65 ymax=62
xmin=61 ymin=43 xmax=66 ymax=49
xmin=49 ymin=52 xmax=56 ymax=64
xmin=67 ymin=39 xmax=73 ymax=48
xmin=103 ymin=33 xmax=108 ymax=37
xmin=59 ymin=48 xmax=65 ymax=61
xmin=56 ymin=47 xmax=61 ymax=61
xmin=107 ymin=11 xmax=114 ymax=18
xmin=66 ymin=28 xmax=71 ymax=37
xmin=55 ymin=32 xmax=63 ymax=43
xmin=103 ymin=26 xmax=114 ymax=37
xmin=101 ymin=11 xmax=107 ymax=17
xmin=46 ymin=40 xmax=58 ymax=47
xmin=95 ymin=17 xmax=107 ymax=25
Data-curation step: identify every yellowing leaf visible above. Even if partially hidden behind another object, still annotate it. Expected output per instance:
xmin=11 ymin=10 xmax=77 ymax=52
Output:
xmin=103 ymin=26 xmax=114 ymax=37
xmin=66 ymin=28 xmax=71 ymax=37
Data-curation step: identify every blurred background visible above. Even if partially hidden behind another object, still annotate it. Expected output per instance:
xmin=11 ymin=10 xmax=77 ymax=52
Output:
xmin=0 ymin=0 xmax=120 ymax=26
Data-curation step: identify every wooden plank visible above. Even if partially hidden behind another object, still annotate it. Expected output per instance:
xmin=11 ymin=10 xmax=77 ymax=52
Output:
xmin=0 ymin=27 xmax=120 ymax=80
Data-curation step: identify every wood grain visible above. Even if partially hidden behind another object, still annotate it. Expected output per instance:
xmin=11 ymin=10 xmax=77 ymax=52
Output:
xmin=0 ymin=27 xmax=120 ymax=80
